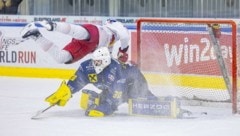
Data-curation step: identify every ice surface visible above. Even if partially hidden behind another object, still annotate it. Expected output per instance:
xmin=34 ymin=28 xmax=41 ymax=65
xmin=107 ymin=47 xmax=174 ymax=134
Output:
xmin=0 ymin=76 xmax=240 ymax=136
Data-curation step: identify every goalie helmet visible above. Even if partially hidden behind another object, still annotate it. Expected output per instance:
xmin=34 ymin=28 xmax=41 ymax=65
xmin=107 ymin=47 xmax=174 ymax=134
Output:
xmin=92 ymin=47 xmax=111 ymax=74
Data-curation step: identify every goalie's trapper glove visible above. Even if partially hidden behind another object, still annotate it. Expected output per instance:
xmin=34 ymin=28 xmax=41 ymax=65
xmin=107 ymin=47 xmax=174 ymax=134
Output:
xmin=45 ymin=80 xmax=72 ymax=106
xmin=117 ymin=46 xmax=129 ymax=63
xmin=38 ymin=20 xmax=56 ymax=31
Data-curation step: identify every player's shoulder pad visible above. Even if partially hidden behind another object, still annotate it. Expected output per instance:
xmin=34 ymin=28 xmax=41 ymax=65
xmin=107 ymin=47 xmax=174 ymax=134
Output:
xmin=111 ymin=58 xmax=121 ymax=64
xmin=80 ymin=59 xmax=91 ymax=66
xmin=80 ymin=59 xmax=95 ymax=71
xmin=109 ymin=58 xmax=125 ymax=70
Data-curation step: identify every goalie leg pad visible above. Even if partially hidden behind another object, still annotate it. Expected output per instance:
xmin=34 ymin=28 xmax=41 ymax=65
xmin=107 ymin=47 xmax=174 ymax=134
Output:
xmin=128 ymin=97 xmax=181 ymax=118
xmin=80 ymin=89 xmax=100 ymax=110
xmin=85 ymin=101 xmax=114 ymax=117
xmin=85 ymin=104 xmax=105 ymax=117
xmin=87 ymin=109 xmax=105 ymax=117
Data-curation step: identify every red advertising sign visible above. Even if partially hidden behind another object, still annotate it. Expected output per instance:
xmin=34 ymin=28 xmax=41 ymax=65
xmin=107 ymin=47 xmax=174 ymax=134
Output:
xmin=131 ymin=32 xmax=232 ymax=76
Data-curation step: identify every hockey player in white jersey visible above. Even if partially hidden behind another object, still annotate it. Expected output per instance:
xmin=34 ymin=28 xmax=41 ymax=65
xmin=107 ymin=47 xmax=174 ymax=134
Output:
xmin=20 ymin=19 xmax=129 ymax=64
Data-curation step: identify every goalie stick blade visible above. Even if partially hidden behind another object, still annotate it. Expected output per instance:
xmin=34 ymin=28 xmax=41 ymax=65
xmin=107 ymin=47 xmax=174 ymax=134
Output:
xmin=31 ymin=105 xmax=55 ymax=120
xmin=31 ymin=110 xmax=44 ymax=120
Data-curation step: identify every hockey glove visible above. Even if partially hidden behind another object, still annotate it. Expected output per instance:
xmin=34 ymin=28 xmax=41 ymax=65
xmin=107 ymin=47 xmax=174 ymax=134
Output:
xmin=211 ymin=24 xmax=221 ymax=39
xmin=38 ymin=20 xmax=56 ymax=31
xmin=117 ymin=46 xmax=129 ymax=63
xmin=45 ymin=80 xmax=72 ymax=106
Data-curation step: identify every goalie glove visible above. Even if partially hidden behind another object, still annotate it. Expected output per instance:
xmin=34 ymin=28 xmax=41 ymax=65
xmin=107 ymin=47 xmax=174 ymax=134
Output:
xmin=45 ymin=80 xmax=72 ymax=106
xmin=38 ymin=20 xmax=56 ymax=31
xmin=117 ymin=46 xmax=129 ymax=63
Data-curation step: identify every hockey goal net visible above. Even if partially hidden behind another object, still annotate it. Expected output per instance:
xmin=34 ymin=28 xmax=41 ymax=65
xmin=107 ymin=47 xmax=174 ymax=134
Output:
xmin=134 ymin=18 xmax=239 ymax=114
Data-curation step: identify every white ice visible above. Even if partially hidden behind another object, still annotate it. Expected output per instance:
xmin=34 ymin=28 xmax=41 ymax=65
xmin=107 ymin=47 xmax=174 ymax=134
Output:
xmin=1 ymin=76 xmax=240 ymax=136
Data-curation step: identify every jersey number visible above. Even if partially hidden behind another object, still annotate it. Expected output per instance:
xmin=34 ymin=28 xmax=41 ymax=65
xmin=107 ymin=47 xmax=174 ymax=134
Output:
xmin=113 ymin=91 xmax=122 ymax=99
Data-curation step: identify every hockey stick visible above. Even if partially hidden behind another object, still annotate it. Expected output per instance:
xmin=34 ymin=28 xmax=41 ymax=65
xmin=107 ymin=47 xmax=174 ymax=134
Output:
xmin=31 ymin=104 xmax=56 ymax=120
xmin=207 ymin=24 xmax=232 ymax=100
xmin=0 ymin=37 xmax=29 ymax=50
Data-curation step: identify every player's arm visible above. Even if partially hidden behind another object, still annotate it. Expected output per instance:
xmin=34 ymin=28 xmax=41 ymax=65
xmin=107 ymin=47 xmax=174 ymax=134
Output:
xmin=105 ymin=20 xmax=130 ymax=63
xmin=117 ymin=27 xmax=130 ymax=63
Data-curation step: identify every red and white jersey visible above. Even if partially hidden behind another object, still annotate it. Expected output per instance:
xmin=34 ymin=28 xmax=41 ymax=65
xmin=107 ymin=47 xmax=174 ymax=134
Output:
xmin=62 ymin=22 xmax=129 ymax=63
xmin=37 ymin=21 xmax=130 ymax=64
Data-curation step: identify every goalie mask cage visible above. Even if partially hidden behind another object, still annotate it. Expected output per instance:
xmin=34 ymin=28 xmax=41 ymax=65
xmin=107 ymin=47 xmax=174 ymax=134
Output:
xmin=135 ymin=18 xmax=239 ymax=114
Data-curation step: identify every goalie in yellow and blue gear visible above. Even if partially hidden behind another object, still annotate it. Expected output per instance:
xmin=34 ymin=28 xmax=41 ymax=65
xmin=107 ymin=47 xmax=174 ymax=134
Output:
xmin=45 ymin=47 xmax=127 ymax=117
xmin=44 ymin=47 xmax=159 ymax=117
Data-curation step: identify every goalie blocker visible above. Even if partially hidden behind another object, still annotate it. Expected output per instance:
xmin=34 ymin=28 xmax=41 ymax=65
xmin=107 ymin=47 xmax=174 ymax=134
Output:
xmin=128 ymin=97 xmax=182 ymax=118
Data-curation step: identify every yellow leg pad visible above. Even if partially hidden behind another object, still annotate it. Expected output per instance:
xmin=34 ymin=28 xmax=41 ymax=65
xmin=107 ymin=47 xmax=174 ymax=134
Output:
xmin=95 ymin=98 xmax=100 ymax=105
xmin=80 ymin=92 xmax=90 ymax=110
xmin=88 ymin=110 xmax=104 ymax=117
xmin=80 ymin=90 xmax=100 ymax=110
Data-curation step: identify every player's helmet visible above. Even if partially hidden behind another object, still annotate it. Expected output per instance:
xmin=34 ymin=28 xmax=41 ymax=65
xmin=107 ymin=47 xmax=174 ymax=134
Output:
xmin=92 ymin=47 xmax=111 ymax=74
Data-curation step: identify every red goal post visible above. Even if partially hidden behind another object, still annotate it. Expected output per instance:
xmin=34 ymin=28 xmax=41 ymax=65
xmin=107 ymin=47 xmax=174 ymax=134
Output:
xmin=136 ymin=18 xmax=238 ymax=114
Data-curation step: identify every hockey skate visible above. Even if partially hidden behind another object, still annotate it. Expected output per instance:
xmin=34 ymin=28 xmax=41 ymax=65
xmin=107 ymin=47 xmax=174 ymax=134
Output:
xmin=20 ymin=22 xmax=41 ymax=39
